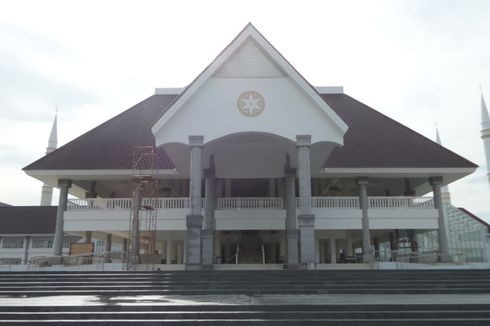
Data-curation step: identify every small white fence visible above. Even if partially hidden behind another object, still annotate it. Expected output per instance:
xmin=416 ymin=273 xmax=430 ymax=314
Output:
xmin=67 ymin=198 xmax=192 ymax=210
xmin=217 ymin=198 xmax=283 ymax=209
xmin=369 ymin=196 xmax=434 ymax=209
xmin=310 ymin=196 xmax=360 ymax=208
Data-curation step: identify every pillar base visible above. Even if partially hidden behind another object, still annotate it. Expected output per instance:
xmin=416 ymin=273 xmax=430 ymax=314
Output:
xmin=298 ymin=214 xmax=315 ymax=265
xmin=439 ymin=253 xmax=454 ymax=263
xmin=185 ymin=215 xmax=203 ymax=265
xmin=362 ymin=253 xmax=375 ymax=263
xmin=286 ymin=229 xmax=299 ymax=265
xmin=185 ymin=263 xmax=203 ymax=271
xmin=202 ymin=229 xmax=214 ymax=265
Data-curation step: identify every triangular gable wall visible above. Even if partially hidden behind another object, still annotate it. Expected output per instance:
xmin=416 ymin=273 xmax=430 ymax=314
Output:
xmin=151 ymin=24 xmax=348 ymax=146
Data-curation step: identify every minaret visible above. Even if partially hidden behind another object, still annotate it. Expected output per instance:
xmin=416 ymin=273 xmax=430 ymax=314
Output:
xmin=436 ymin=127 xmax=451 ymax=204
xmin=40 ymin=114 xmax=57 ymax=206
xmin=482 ymin=92 xmax=490 ymax=188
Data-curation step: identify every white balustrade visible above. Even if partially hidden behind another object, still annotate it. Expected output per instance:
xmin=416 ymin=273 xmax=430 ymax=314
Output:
xmin=217 ymin=198 xmax=283 ymax=210
xmin=295 ymin=196 xmax=433 ymax=209
xmin=67 ymin=198 xmax=132 ymax=210
xmin=368 ymin=196 xmax=434 ymax=209
xmin=142 ymin=197 xmax=190 ymax=209
xmin=311 ymin=196 xmax=360 ymax=208
xmin=67 ymin=197 xmax=191 ymax=210
xmin=67 ymin=196 xmax=434 ymax=211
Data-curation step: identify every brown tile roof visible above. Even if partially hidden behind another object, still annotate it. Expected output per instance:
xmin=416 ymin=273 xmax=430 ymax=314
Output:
xmin=0 ymin=206 xmax=57 ymax=234
xmin=322 ymin=94 xmax=477 ymax=168
xmin=24 ymin=93 xmax=476 ymax=172
xmin=24 ymin=95 xmax=178 ymax=171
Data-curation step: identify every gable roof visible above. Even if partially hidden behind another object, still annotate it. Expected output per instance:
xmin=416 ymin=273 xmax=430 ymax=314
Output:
xmin=0 ymin=206 xmax=58 ymax=234
xmin=151 ymin=23 xmax=348 ymax=144
xmin=23 ymin=92 xmax=477 ymax=173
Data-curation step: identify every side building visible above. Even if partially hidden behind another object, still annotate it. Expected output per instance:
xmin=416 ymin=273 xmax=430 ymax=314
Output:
xmin=0 ymin=206 xmax=79 ymax=269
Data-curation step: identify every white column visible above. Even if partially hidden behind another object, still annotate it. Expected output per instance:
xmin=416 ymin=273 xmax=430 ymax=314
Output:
xmin=40 ymin=184 xmax=53 ymax=206
xmin=357 ymin=177 xmax=374 ymax=262
xmin=480 ymin=93 xmax=490 ymax=186
xmin=285 ymin=166 xmax=299 ymax=266
xmin=202 ymin=165 xmax=216 ymax=266
xmin=105 ymin=234 xmax=112 ymax=262
xmin=53 ymin=179 xmax=72 ymax=256
xmin=430 ymin=177 xmax=451 ymax=261
xmin=185 ymin=135 xmax=204 ymax=268
xmin=330 ymin=238 xmax=336 ymax=264
xmin=23 ymin=236 xmax=31 ymax=265
xmin=130 ymin=184 xmax=141 ymax=265
xmin=177 ymin=242 xmax=183 ymax=264
xmin=166 ymin=234 xmax=172 ymax=264
xmin=296 ymin=135 xmax=315 ymax=265
xmin=346 ymin=231 xmax=354 ymax=257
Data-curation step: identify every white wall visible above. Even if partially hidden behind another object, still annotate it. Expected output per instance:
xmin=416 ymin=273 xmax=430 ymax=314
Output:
xmin=65 ymin=207 xmax=438 ymax=232
xmin=154 ymin=77 xmax=344 ymax=146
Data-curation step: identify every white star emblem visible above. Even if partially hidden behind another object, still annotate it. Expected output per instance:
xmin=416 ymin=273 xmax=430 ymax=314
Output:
xmin=237 ymin=91 xmax=265 ymax=117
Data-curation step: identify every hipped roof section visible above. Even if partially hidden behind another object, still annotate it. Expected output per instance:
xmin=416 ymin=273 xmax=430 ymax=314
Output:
xmin=24 ymin=93 xmax=476 ymax=171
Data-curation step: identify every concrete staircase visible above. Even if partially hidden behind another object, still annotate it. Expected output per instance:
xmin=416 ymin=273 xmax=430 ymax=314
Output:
xmin=1 ymin=270 xmax=490 ymax=324
xmin=2 ymin=304 xmax=490 ymax=325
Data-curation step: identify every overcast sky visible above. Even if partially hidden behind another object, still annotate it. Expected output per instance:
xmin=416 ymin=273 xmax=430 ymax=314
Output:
xmin=1 ymin=0 xmax=489 ymax=220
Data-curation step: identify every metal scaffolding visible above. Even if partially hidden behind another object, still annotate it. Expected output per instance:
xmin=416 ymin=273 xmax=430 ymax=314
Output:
xmin=128 ymin=146 xmax=158 ymax=271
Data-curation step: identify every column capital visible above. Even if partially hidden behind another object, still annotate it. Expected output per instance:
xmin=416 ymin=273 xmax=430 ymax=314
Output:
xmin=429 ymin=176 xmax=443 ymax=186
xmin=356 ymin=177 xmax=369 ymax=185
xmin=188 ymin=135 xmax=204 ymax=147
xmin=58 ymin=179 xmax=72 ymax=188
xmin=296 ymin=135 xmax=311 ymax=147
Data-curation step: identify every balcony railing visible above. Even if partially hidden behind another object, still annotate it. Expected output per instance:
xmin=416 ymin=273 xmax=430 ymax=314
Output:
xmin=67 ymin=197 xmax=191 ymax=210
xmin=67 ymin=196 xmax=435 ymax=211
xmin=368 ymin=196 xmax=434 ymax=209
xmin=217 ymin=198 xmax=283 ymax=210
xmin=311 ymin=196 xmax=360 ymax=208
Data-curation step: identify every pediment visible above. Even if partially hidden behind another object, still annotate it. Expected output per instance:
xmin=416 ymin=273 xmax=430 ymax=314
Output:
xmin=214 ymin=38 xmax=285 ymax=78
xmin=152 ymin=23 xmax=348 ymax=146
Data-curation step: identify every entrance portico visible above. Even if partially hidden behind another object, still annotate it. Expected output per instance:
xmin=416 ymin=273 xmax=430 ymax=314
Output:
xmin=151 ymin=25 xmax=348 ymax=269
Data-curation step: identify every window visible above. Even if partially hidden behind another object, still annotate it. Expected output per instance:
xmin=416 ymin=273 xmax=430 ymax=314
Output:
xmin=31 ymin=238 xmax=53 ymax=249
xmin=2 ymin=238 xmax=24 ymax=249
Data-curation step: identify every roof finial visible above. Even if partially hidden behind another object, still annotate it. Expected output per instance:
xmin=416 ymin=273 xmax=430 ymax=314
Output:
xmin=482 ymin=87 xmax=490 ymax=126
xmin=47 ymin=108 xmax=58 ymax=153
xmin=435 ymin=124 xmax=442 ymax=145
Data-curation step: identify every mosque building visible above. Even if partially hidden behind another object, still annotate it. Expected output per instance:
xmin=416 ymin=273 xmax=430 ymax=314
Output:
xmin=2 ymin=24 xmax=489 ymax=270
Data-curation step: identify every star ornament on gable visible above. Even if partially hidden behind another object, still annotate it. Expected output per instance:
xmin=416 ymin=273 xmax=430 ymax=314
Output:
xmin=237 ymin=91 xmax=265 ymax=117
